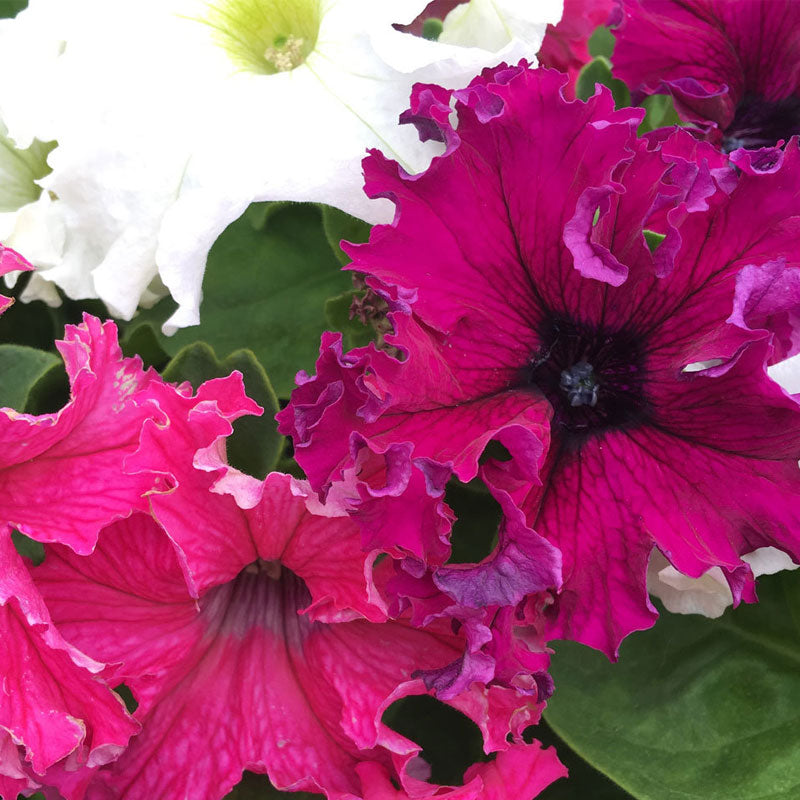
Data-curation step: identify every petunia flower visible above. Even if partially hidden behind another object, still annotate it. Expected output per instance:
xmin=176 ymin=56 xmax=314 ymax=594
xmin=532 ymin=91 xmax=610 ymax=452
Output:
xmin=280 ymin=65 xmax=800 ymax=657
xmin=0 ymin=0 xmax=562 ymax=331
xmin=31 ymin=373 xmax=564 ymax=799
xmin=611 ymin=0 xmax=800 ymax=151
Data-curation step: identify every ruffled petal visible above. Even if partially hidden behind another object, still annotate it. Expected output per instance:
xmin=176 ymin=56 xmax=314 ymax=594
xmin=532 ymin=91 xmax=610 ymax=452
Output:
xmin=0 ymin=531 xmax=138 ymax=778
xmin=0 ymin=316 xmax=161 ymax=552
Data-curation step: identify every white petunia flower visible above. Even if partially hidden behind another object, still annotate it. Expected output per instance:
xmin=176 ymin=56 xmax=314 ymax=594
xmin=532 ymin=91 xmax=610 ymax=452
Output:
xmin=0 ymin=0 xmax=563 ymax=332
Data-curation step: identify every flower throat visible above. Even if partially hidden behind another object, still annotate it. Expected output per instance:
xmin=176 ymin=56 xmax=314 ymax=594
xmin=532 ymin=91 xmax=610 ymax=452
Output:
xmin=203 ymin=0 xmax=321 ymax=74
xmin=527 ymin=314 xmax=649 ymax=438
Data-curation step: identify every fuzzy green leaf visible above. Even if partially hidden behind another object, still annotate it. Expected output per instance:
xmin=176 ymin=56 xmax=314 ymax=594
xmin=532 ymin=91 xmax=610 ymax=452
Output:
xmin=0 ymin=344 xmax=59 ymax=410
xmin=544 ymin=570 xmax=800 ymax=800
xmin=319 ymin=205 xmax=372 ymax=267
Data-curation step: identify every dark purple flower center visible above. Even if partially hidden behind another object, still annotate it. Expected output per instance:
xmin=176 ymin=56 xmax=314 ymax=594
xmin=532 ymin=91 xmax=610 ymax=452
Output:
xmin=201 ymin=559 xmax=316 ymax=638
xmin=527 ymin=315 xmax=649 ymax=438
xmin=723 ymin=94 xmax=800 ymax=152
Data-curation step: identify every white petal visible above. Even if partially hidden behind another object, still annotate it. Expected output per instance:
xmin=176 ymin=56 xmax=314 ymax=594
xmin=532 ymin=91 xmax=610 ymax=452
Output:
xmin=768 ymin=352 xmax=800 ymax=394
xmin=647 ymin=550 xmax=733 ymax=619
xmin=648 ymin=547 xmax=800 ymax=619
xmin=439 ymin=0 xmax=562 ymax=52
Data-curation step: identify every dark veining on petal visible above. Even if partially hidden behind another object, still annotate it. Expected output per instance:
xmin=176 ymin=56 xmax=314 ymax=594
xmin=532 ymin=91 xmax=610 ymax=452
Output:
xmin=200 ymin=559 xmax=317 ymax=640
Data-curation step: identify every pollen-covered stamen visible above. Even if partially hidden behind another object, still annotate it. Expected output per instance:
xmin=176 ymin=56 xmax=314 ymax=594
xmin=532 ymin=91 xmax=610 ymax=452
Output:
xmin=560 ymin=361 xmax=599 ymax=408
xmin=203 ymin=0 xmax=321 ymax=75
xmin=527 ymin=314 xmax=649 ymax=437
xmin=264 ymin=34 xmax=306 ymax=72
xmin=722 ymin=94 xmax=800 ymax=152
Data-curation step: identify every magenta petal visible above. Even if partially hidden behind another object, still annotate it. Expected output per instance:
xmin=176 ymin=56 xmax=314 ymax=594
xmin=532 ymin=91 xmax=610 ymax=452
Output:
xmin=0 ymin=244 xmax=32 ymax=315
xmin=728 ymin=258 xmax=800 ymax=362
xmin=239 ymin=472 xmax=388 ymax=623
xmin=0 ymin=316 xmax=161 ymax=553
xmin=434 ymin=494 xmax=561 ymax=608
xmin=538 ymin=0 xmax=617 ymax=98
xmin=0 ymin=531 xmax=138 ymax=777
xmin=564 ymin=185 xmax=629 ymax=286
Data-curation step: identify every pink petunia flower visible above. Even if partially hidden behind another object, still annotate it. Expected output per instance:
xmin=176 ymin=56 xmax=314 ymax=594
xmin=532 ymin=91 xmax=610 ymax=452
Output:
xmin=279 ymin=65 xmax=800 ymax=657
xmin=30 ymin=374 xmax=563 ymax=799
xmin=612 ymin=0 xmax=800 ymax=151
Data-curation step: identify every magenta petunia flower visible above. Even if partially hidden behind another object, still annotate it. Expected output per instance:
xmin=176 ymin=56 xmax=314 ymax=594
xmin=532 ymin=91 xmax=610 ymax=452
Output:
xmin=0 ymin=529 xmax=138 ymax=799
xmin=612 ymin=0 xmax=800 ymax=151
xmin=30 ymin=374 xmax=562 ymax=799
xmin=280 ymin=65 xmax=800 ymax=657
xmin=0 ymin=314 xmax=166 ymax=554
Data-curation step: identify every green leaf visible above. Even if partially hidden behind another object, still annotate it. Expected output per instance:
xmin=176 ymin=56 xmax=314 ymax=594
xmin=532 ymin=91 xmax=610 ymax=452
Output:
xmin=125 ymin=203 xmax=352 ymax=397
xmin=544 ymin=570 xmax=800 ymax=800
xmin=575 ymin=56 xmax=631 ymax=109
xmin=383 ymin=695 xmax=487 ymax=786
xmin=24 ymin=360 xmax=68 ymax=414
xmin=162 ymin=343 xmax=282 ymax=478
xmin=643 ymin=229 xmax=666 ymax=253
xmin=0 ymin=0 xmax=26 ymax=18
xmin=319 ymin=205 xmax=372 ymax=267
xmin=588 ymin=25 xmax=615 ymax=59
xmin=638 ymin=94 xmax=683 ymax=135
xmin=536 ymin=719 xmax=632 ymax=799
xmin=119 ymin=323 xmax=170 ymax=370
xmin=324 ymin=290 xmax=375 ymax=350
xmin=0 ymin=344 xmax=59 ymax=410
xmin=11 ymin=530 xmax=45 ymax=566
xmin=446 ymin=479 xmax=500 ymax=564
xmin=224 ymin=772 xmax=321 ymax=799
xmin=0 ymin=289 xmax=56 ymax=352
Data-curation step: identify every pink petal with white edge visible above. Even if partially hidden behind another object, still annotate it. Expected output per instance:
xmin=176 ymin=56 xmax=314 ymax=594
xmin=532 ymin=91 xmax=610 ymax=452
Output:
xmin=0 ymin=315 xmax=163 ymax=553
xmin=0 ymin=530 xmax=138 ymax=779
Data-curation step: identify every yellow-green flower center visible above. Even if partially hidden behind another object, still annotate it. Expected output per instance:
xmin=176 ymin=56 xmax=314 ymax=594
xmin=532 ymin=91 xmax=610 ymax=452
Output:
xmin=203 ymin=0 xmax=321 ymax=74
xmin=0 ymin=121 xmax=55 ymax=213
